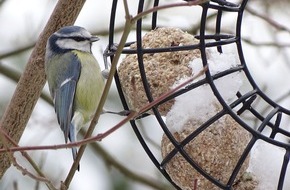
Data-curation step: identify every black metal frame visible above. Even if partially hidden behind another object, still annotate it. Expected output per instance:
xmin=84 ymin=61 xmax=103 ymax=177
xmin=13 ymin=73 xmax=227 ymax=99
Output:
xmin=105 ymin=0 xmax=290 ymax=189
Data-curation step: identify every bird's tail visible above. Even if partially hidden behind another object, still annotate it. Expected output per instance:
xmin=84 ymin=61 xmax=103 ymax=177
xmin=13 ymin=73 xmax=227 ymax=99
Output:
xmin=69 ymin=123 xmax=80 ymax=171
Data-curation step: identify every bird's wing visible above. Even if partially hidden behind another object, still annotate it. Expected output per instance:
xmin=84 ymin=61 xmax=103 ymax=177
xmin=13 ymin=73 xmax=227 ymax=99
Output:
xmin=54 ymin=53 xmax=81 ymax=143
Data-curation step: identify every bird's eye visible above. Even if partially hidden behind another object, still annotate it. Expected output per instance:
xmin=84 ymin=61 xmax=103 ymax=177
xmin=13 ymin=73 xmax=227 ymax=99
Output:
xmin=73 ymin=37 xmax=85 ymax=42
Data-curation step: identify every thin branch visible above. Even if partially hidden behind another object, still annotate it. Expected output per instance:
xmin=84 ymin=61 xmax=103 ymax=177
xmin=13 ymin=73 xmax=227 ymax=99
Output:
xmin=132 ymin=0 xmax=209 ymax=23
xmin=11 ymin=156 xmax=50 ymax=184
xmin=0 ymin=127 xmax=56 ymax=189
xmin=34 ymin=154 xmax=46 ymax=190
xmin=0 ymin=131 xmax=51 ymax=187
xmin=123 ymin=0 xmax=130 ymax=20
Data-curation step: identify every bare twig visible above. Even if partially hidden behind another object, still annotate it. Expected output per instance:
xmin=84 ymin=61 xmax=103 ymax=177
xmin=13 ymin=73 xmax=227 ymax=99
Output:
xmin=11 ymin=156 xmax=50 ymax=184
xmin=132 ymin=0 xmax=209 ymax=23
xmin=34 ymin=154 xmax=47 ymax=190
xmin=0 ymin=130 xmax=51 ymax=187
xmin=0 ymin=127 xmax=56 ymax=189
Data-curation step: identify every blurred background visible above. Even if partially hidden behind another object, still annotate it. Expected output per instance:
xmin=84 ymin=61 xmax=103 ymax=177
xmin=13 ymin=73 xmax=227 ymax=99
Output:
xmin=0 ymin=0 xmax=290 ymax=189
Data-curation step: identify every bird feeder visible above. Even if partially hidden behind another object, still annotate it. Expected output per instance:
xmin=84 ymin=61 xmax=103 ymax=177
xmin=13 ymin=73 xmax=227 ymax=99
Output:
xmin=104 ymin=0 xmax=289 ymax=189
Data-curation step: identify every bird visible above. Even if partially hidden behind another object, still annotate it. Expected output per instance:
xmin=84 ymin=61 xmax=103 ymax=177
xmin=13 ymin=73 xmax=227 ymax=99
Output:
xmin=44 ymin=25 xmax=105 ymax=167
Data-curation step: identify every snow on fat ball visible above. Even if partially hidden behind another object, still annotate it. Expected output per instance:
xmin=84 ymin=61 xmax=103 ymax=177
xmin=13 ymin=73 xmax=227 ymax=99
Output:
xmin=166 ymin=49 xmax=244 ymax=133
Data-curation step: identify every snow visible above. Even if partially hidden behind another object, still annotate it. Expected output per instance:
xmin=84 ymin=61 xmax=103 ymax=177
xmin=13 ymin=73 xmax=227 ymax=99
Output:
xmin=166 ymin=49 xmax=243 ymax=132
xmin=248 ymin=140 xmax=290 ymax=190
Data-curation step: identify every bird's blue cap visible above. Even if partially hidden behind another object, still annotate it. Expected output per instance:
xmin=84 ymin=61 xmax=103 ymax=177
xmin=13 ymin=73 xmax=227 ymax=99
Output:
xmin=57 ymin=25 xmax=85 ymax=34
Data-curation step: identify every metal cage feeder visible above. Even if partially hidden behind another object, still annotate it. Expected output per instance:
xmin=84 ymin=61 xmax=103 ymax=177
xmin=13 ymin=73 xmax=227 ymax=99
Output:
xmin=104 ymin=0 xmax=290 ymax=189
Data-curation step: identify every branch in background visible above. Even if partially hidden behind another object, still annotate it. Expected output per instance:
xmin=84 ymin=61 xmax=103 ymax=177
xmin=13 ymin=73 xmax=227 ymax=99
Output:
xmin=0 ymin=44 xmax=35 ymax=60
xmin=246 ymin=6 xmax=290 ymax=33
xmin=242 ymin=37 xmax=290 ymax=47
xmin=132 ymin=0 xmax=209 ymax=23
xmin=0 ymin=62 xmax=53 ymax=105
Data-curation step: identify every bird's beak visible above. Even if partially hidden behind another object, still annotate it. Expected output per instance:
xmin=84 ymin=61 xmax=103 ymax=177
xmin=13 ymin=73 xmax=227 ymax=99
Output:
xmin=90 ymin=36 xmax=100 ymax=42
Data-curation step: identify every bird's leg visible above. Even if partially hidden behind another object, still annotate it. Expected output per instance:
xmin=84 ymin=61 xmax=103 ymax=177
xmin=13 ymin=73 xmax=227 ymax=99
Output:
xmin=103 ymin=43 xmax=118 ymax=69
xmin=102 ymin=109 xmax=131 ymax=116
xmin=102 ymin=43 xmax=119 ymax=80
xmin=102 ymin=41 xmax=135 ymax=79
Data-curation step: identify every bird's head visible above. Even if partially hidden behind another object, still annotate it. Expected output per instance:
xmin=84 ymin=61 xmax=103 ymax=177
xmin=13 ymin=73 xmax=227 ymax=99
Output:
xmin=46 ymin=26 xmax=99 ymax=54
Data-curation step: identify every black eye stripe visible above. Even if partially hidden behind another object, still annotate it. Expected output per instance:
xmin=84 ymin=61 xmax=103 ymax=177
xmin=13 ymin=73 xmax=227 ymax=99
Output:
xmin=59 ymin=36 xmax=88 ymax=42
xmin=72 ymin=37 xmax=86 ymax=42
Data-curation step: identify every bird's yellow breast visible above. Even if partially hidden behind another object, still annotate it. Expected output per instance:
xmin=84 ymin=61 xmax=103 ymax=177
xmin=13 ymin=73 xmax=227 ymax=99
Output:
xmin=72 ymin=50 xmax=105 ymax=123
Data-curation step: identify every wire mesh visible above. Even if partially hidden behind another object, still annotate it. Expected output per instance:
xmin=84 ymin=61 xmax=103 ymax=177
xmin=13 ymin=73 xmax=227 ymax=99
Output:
xmin=104 ymin=0 xmax=290 ymax=189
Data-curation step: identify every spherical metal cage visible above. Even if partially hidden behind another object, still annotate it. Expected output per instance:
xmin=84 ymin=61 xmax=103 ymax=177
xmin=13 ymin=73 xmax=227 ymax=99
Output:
xmin=105 ymin=0 xmax=290 ymax=189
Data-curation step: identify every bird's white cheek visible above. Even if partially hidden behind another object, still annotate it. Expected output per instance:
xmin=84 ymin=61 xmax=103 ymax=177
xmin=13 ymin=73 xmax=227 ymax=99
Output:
xmin=56 ymin=39 xmax=91 ymax=52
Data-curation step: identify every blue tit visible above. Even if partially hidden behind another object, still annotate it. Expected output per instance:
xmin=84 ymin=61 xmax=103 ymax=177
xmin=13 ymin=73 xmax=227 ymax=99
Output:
xmin=45 ymin=26 xmax=104 ymax=164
